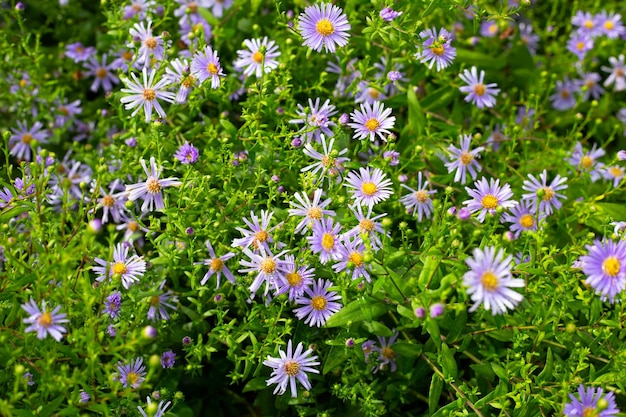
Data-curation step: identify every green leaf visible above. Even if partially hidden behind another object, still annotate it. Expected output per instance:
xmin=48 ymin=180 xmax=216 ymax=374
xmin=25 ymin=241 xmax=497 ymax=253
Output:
xmin=324 ymin=297 xmax=388 ymax=327
xmin=596 ymin=202 xmax=626 ymax=221
xmin=429 ymin=373 xmax=444 ymax=415
xmin=425 ymin=319 xmax=442 ymax=350
xmin=397 ymin=304 xmax=417 ymax=320
xmin=392 ymin=342 xmax=422 ymax=357
xmin=491 ymin=363 xmax=508 ymax=380
xmin=219 ymin=119 xmax=238 ymax=139
xmin=362 ymin=321 xmax=393 ymax=337
xmin=440 ymin=343 xmax=458 ymax=380
xmin=243 ymin=377 xmax=269 ymax=392
xmin=537 ymin=348 xmax=553 ymax=381
xmin=418 ymin=249 xmax=442 ymax=290
xmin=456 ymin=48 xmax=506 ymax=70
xmin=322 ymin=346 xmax=348 ymax=374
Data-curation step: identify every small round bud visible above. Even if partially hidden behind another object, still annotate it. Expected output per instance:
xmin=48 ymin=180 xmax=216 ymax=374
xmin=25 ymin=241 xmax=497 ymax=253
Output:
xmin=381 ymin=218 xmax=393 ymax=228
xmin=457 ymin=208 xmax=471 ymax=221
xmin=291 ymin=137 xmax=302 ymax=147
xmin=182 ymin=336 xmax=192 ymax=345
xmin=445 ymin=186 xmax=454 ymax=196
xmin=149 ymin=354 xmax=161 ymax=368
xmin=141 ymin=325 xmax=157 ymax=339
xmin=345 ymin=338 xmax=355 ymax=348
xmin=414 ymin=307 xmax=426 ymax=319
xmin=429 ymin=303 xmax=444 ymax=318
xmin=88 ymin=219 xmax=102 ymax=234
xmin=185 ymin=227 xmax=194 ymax=236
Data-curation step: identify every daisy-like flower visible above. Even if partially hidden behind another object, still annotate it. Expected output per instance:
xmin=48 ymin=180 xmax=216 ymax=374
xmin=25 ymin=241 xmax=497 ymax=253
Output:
xmin=416 ymin=27 xmax=456 ymax=71
xmin=344 ymin=167 xmax=393 ymax=210
xmin=371 ymin=333 xmax=399 ymax=373
xmin=603 ymin=165 xmax=625 ymax=187
xmin=380 ymin=7 xmax=401 ymax=21
xmin=129 ymin=20 xmax=165 ymax=67
xmin=290 ymin=98 xmax=337 ymax=143
xmin=21 ymin=298 xmax=69 ymax=341
xmin=117 ymin=358 xmax=146 ymax=389
xmin=93 ymin=243 xmax=147 ymax=289
xmin=445 ymin=134 xmax=484 ymax=184
xmin=163 ymin=57 xmax=195 ymax=104
xmin=53 ymin=98 xmax=82 ymax=128
xmin=572 ymin=11 xmax=600 ymax=38
xmin=580 ymin=239 xmax=626 ymax=303
xmin=521 ymin=170 xmax=568 ymax=215
xmin=307 ymin=217 xmax=343 ymax=264
xmin=501 ymin=200 xmax=545 ymax=239
xmin=462 ymin=246 xmax=525 ymax=315
xmin=138 ymin=396 xmax=172 ymax=417
xmin=332 ymin=237 xmax=371 ymax=282
xmin=8 ymin=120 xmax=48 ymax=161
xmin=83 ymin=54 xmax=119 ymax=93
xmin=275 ymin=255 xmax=315 ymax=301
xmin=463 ymin=177 xmax=516 ymax=222
xmin=95 ymin=180 xmax=128 ymax=224
xmin=567 ymin=142 xmax=606 ymax=182
xmin=602 ymin=55 xmax=626 ymax=92
xmin=563 ymin=385 xmax=619 ymax=417
xmin=400 ymin=172 xmax=437 ymax=221
xmin=199 ymin=239 xmax=236 ymax=288
xmin=567 ymin=33 xmax=593 ymax=60
xmin=459 ymin=67 xmax=500 ymax=109
xmin=104 ymin=292 xmax=122 ymax=319
xmin=298 ymin=2 xmax=351 ymax=53
xmin=191 ymin=45 xmax=225 ymax=89
xmin=126 ymin=157 xmax=182 ymax=212
xmin=231 ymin=210 xmax=280 ymax=251
xmin=206 ymin=0 xmax=233 ymax=18
xmin=123 ymin=0 xmax=155 ymax=20
xmin=238 ymin=246 xmax=288 ymax=300
xmin=263 ymin=340 xmax=320 ymax=397
xmin=0 ymin=187 xmax=13 ymax=209
xmin=161 ymin=350 xmax=175 ymax=368
xmin=480 ymin=20 xmax=499 ymax=37
xmin=174 ymin=141 xmax=199 ymax=164
xmin=234 ymin=37 xmax=281 ymax=78
xmin=348 ymin=101 xmax=396 ymax=142
xmin=294 ymin=278 xmax=342 ymax=327
xmin=120 ymin=68 xmax=176 ymax=123
xmin=288 ymin=189 xmax=335 ymax=234
xmin=147 ymin=280 xmax=178 ymax=321
xmin=486 ymin=124 xmax=508 ymax=151
xmin=596 ymin=11 xmax=625 ymax=39
xmin=301 ymin=134 xmax=349 ymax=184
xmin=550 ymin=77 xmax=580 ymax=110
xmin=65 ymin=42 xmax=96 ymax=63
xmin=354 ymin=81 xmax=387 ymax=105
xmin=579 ymin=72 xmax=605 ymax=101
xmin=345 ymin=205 xmax=387 ymax=251
xmin=518 ymin=22 xmax=540 ymax=55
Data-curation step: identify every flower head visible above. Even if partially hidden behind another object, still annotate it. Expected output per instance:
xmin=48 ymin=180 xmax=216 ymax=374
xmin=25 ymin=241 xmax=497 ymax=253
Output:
xmin=445 ymin=134 xmax=484 ymax=184
xmin=332 ymin=237 xmax=371 ymax=282
xmin=238 ymin=246 xmax=288 ymax=300
xmin=199 ymin=240 xmax=236 ymax=288
xmin=550 ymin=77 xmax=579 ymax=110
xmin=348 ymin=101 xmax=396 ymax=142
xmin=294 ymin=278 xmax=342 ymax=327
xmin=521 ymin=170 xmax=568 ymax=215
xmin=400 ymin=172 xmax=437 ymax=221
xmin=459 ymin=66 xmax=500 ymax=108
xmin=580 ymin=239 xmax=626 ymax=303
xmin=372 ymin=333 xmax=399 ymax=372
xmin=301 ymin=135 xmax=349 ymax=184
xmin=501 ymin=200 xmax=545 ymax=239
xmin=120 ymin=68 xmax=176 ymax=123
xmin=298 ymin=3 xmax=351 ymax=53
xmin=231 ymin=210 xmax=280 ymax=251
xmin=234 ymin=37 xmax=281 ymax=78
xmin=288 ymin=189 xmax=335 ymax=234
xmin=563 ymin=385 xmax=619 ymax=417
xmin=93 ymin=243 xmax=147 ymax=289
xmin=289 ymin=98 xmax=337 ymax=143
xmin=9 ymin=121 xmax=48 ymax=161
xmin=567 ymin=142 xmax=605 ymax=181
xmin=307 ymin=217 xmax=342 ymax=264
xmin=191 ymin=45 xmax=225 ymax=89
xmin=147 ymin=280 xmax=178 ymax=321
xmin=463 ymin=177 xmax=516 ymax=222
xmin=125 ymin=157 xmax=182 ymax=212
xmin=138 ymin=396 xmax=172 ymax=417
xmin=416 ymin=27 xmax=456 ymax=71
xmin=263 ymin=340 xmax=320 ymax=397
xmin=83 ymin=54 xmax=120 ymax=92
xmin=129 ymin=20 xmax=165 ymax=67
xmin=161 ymin=350 xmax=176 ymax=369
xmin=117 ymin=358 xmax=146 ymax=389
xmin=21 ymin=299 xmax=69 ymax=341
xmin=275 ymin=255 xmax=315 ymax=301
xmin=344 ymin=167 xmax=393 ymax=210
xmin=602 ymin=55 xmax=626 ymax=92
xmin=174 ymin=141 xmax=199 ymax=164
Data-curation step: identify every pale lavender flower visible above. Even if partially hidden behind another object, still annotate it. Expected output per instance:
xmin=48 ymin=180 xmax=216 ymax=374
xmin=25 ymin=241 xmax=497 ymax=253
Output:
xmin=579 ymin=72 xmax=604 ymax=101
xmin=206 ymin=0 xmax=233 ymax=18
xmin=163 ymin=58 xmax=195 ymax=104
xmin=581 ymin=240 xmax=626 ymax=303
xmin=298 ymin=3 xmax=351 ymax=53
xmin=238 ymin=246 xmax=288 ymax=299
xmin=371 ymin=333 xmax=399 ymax=373
xmin=550 ymin=77 xmax=579 ymax=110
xmin=567 ymin=142 xmax=605 ymax=181
xmin=307 ymin=217 xmax=342 ymax=264
xmin=344 ymin=167 xmax=393 ymax=210
xmin=602 ymin=55 xmax=626 ymax=92
xmin=501 ymin=200 xmax=544 ymax=238
xmin=147 ymin=280 xmax=178 ymax=321
xmin=199 ymin=239 xmax=236 ymax=288
xmin=354 ymin=81 xmax=387 ymax=105
xmin=161 ymin=350 xmax=176 ymax=369
xmin=380 ymin=7 xmax=401 ymax=22
xmin=459 ymin=67 xmax=500 ymax=108
xmin=463 ymin=177 xmax=516 ymax=222
xmin=83 ymin=54 xmax=120 ymax=92
xmin=263 ymin=340 xmax=320 ymax=397
xmin=234 ymin=37 xmax=281 ymax=78
xmin=24 ymin=372 xmax=34 ymax=386
xmin=563 ymin=385 xmax=619 ymax=417
xmin=288 ymin=189 xmax=335 ymax=234
xmin=348 ymin=100 xmax=396 ymax=142
xmin=400 ymin=172 xmax=437 ymax=221
xmin=445 ymin=134 xmax=484 ymax=184
xmin=480 ymin=20 xmax=499 ymax=37
xmin=603 ymin=165 xmax=625 ymax=187
xmin=463 ymin=246 xmax=525 ymax=314
xmin=345 ymin=205 xmax=387 ymax=251
xmin=129 ymin=20 xmax=165 ymax=67
xmin=618 ymin=150 xmax=626 ymax=161
xmin=95 ymin=180 xmax=128 ymax=224
xmin=65 ymin=42 xmax=95 ymax=63
xmin=289 ymin=98 xmax=337 ymax=143
xmin=294 ymin=278 xmax=342 ymax=327
xmin=120 ymin=68 xmax=176 ymax=123
xmin=301 ymin=135 xmax=349 ymax=183
xmin=8 ymin=121 xmax=48 ymax=161
xmin=521 ymin=170 xmax=568 ymax=215
xmin=518 ymin=22 xmax=539 ymax=55
xmin=125 ymin=157 xmax=182 ymax=212
xmin=567 ymin=33 xmax=593 ymax=60
xmin=416 ymin=27 xmax=456 ymax=71
xmin=596 ymin=11 xmax=625 ymax=39
xmin=79 ymin=391 xmax=90 ymax=403
xmin=104 ymin=291 xmax=122 ymax=319
xmin=572 ymin=11 xmax=600 ymax=38
xmin=0 ymin=187 xmax=13 ymax=209
xmin=117 ymin=358 xmax=146 ymax=388
xmin=275 ymin=255 xmax=315 ymax=301
xmin=123 ymin=0 xmax=155 ymax=20
xmin=231 ymin=210 xmax=280 ymax=251
xmin=486 ymin=124 xmax=508 ymax=150
xmin=21 ymin=298 xmax=69 ymax=341
xmin=138 ymin=396 xmax=172 ymax=417
xmin=93 ymin=243 xmax=147 ymax=289
xmin=332 ymin=237 xmax=371 ymax=282
xmin=190 ymin=45 xmax=225 ymax=89
xmin=174 ymin=142 xmax=199 ymax=164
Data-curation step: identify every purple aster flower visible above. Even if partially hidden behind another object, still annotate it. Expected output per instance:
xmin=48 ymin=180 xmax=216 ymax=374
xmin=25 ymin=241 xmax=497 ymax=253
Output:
xmin=289 ymin=98 xmax=337 ymax=143
xmin=231 ymin=210 xmax=280 ymax=251
xmin=618 ymin=150 xmax=626 ymax=161
xmin=147 ymin=280 xmax=178 ymax=321
xmin=521 ymin=170 xmax=568 ymax=215
xmin=163 ymin=58 xmax=195 ymax=104
xmin=463 ymin=246 xmax=525 ymax=315
xmin=288 ymin=189 xmax=335 ymax=234
xmin=459 ymin=67 xmax=500 ymax=109
xmin=371 ymin=333 xmax=399 ymax=373
xmin=518 ymin=22 xmax=539 ymax=55
xmin=190 ymin=45 xmax=225 ymax=89
xmin=550 ymin=77 xmax=579 ymax=111
xmin=234 ymin=37 xmax=281 ymax=78
xmin=206 ymin=0 xmax=233 ymax=18
xmin=445 ymin=134 xmax=484 ymax=184
xmin=120 ymin=68 xmax=175 ymax=123
xmin=83 ymin=54 xmax=120 ymax=93
xmin=238 ymin=246 xmax=288 ymax=299
xmin=263 ymin=339 xmax=320 ymax=397
xmin=123 ymin=0 xmax=155 ymax=20
xmin=354 ymin=81 xmax=387 ymax=105
xmin=104 ymin=291 xmax=122 ymax=319
xmin=348 ymin=100 xmax=396 ymax=142
xmin=463 ymin=177 xmax=516 ymax=222
xmin=380 ymin=7 xmax=401 ymax=22
xmin=567 ymin=33 xmax=593 ymax=60
xmin=126 ymin=157 xmax=182 ymax=212
xmin=362 ymin=340 xmax=376 ymax=362
xmin=294 ymin=278 xmax=342 ymax=327
xmin=602 ymin=55 xmax=626 ymax=92
xmin=161 ymin=350 xmax=176 ymax=369
xmin=567 ymin=142 xmax=606 ymax=181
xmin=53 ymin=98 xmax=82 ymax=128
xmin=138 ymin=397 xmax=172 ymax=417
xmin=416 ymin=27 xmax=456 ymax=71
xmin=345 ymin=205 xmax=387 ymax=251
xmin=400 ymin=172 xmax=437 ymax=221
xmin=129 ymin=20 xmax=165 ymax=67
xmin=275 ymin=255 xmax=315 ymax=301
xmin=65 ymin=42 xmax=96 ymax=63
xmin=501 ymin=200 xmax=545 ymax=239
xmin=480 ymin=20 xmax=499 ymax=37
xmin=430 ymin=303 xmax=445 ymax=318
xmin=174 ymin=0 xmax=208 ymax=25
xmin=563 ymin=385 xmax=619 ymax=417
xmin=572 ymin=11 xmax=600 ymax=38
xmin=578 ymin=72 xmax=604 ymax=101
xmin=298 ymin=3 xmax=351 ymax=53
xmin=307 ymin=217 xmax=342 ymax=264
xmin=107 ymin=325 xmax=117 ymax=337
xmin=199 ymin=239 xmax=236 ymax=288
xmin=8 ymin=120 xmax=48 ymax=161
xmin=14 ymin=176 xmax=35 ymax=197
xmin=603 ymin=165 xmax=624 ymax=187
xmin=174 ymin=141 xmax=199 ymax=164
xmin=596 ymin=11 xmax=625 ymax=39
xmin=0 ymin=187 xmax=13 ymax=209
xmin=301 ymin=135 xmax=349 ymax=184
xmin=345 ymin=167 xmax=394 ymax=210
xmin=93 ymin=243 xmax=147 ymax=289
xmin=79 ymin=391 xmax=90 ymax=403
xmin=580 ymin=239 xmax=626 ymax=303
xmin=21 ymin=298 xmax=69 ymax=341
xmin=95 ymin=180 xmax=128 ymax=224
xmin=117 ymin=358 xmax=146 ymax=389
xmin=486 ymin=124 xmax=508 ymax=150
xmin=332 ymin=237 xmax=371 ymax=282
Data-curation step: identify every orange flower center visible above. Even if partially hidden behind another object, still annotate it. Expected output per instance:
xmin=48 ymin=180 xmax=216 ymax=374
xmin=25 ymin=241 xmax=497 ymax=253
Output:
xmin=321 ymin=233 xmax=335 ymax=251
xmin=126 ymin=372 xmax=139 ymax=386
xmin=311 ymin=295 xmax=327 ymax=310
xmin=143 ymin=88 xmax=156 ymax=101
xmin=609 ymin=167 xmax=624 ymax=178
xmin=210 ymin=258 xmax=224 ymax=272
xmin=284 ymin=360 xmax=300 ymax=376
xmin=38 ymin=312 xmax=52 ymax=327
xmin=307 ymin=207 xmax=323 ymax=220
xmin=128 ymin=221 xmax=139 ymax=232
xmin=22 ymin=134 xmax=33 ymax=144
xmin=349 ymin=252 xmax=363 ymax=267
xmin=415 ymin=190 xmax=429 ymax=203
xmin=431 ymin=45 xmax=444 ymax=56
xmin=381 ymin=346 xmax=395 ymax=360
xmin=102 ymin=195 xmax=115 ymax=207
xmin=286 ymin=272 xmax=302 ymax=286
xmin=252 ymin=51 xmax=264 ymax=63
xmin=581 ymin=155 xmax=593 ymax=168
xmin=360 ymin=219 xmax=375 ymax=232
xmin=460 ymin=152 xmax=474 ymax=165
xmin=473 ymin=83 xmax=486 ymax=96
xmin=604 ymin=21 xmax=615 ymax=30
xmin=146 ymin=178 xmax=161 ymax=194
xmin=207 ymin=63 xmax=219 ymax=75
xmin=112 ymin=261 xmax=127 ymax=275
xmin=144 ymin=37 xmax=157 ymax=49
xmin=542 ymin=187 xmax=555 ymax=201
xmin=96 ymin=67 xmax=108 ymax=79
xmin=520 ymin=214 xmax=534 ymax=228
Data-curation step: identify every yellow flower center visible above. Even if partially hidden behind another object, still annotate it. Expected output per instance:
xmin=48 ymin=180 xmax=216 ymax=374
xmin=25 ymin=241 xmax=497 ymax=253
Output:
xmin=415 ymin=190 xmax=429 ymax=203
xmin=581 ymin=155 xmax=593 ymax=168
xmin=252 ymin=51 xmax=264 ymax=63
xmin=255 ymin=230 xmax=269 ymax=243
xmin=151 ymin=295 xmax=160 ymax=306
xmin=307 ymin=206 xmax=323 ymax=220
xmin=311 ymin=295 xmax=327 ymax=310
xmin=284 ymin=360 xmax=300 ymax=376
xmin=142 ymin=88 xmax=156 ymax=101
xmin=19 ymin=79 xmax=28 ymax=88
xmin=188 ymin=2 xmax=198 ymax=12
xmin=473 ymin=83 xmax=486 ymax=96
xmin=431 ymin=45 xmax=444 ymax=56
xmin=321 ymin=233 xmax=335 ymax=251
xmin=210 ymin=258 xmax=224 ymax=272
xmin=146 ymin=177 xmax=161 ymax=194
xmin=315 ymin=18 xmax=335 ymax=36
xmin=102 ymin=195 xmax=115 ymax=207
xmin=542 ymin=187 xmax=555 ymax=201
xmin=576 ymin=41 xmax=585 ymax=51
xmin=520 ymin=214 xmax=534 ymax=228
xmin=364 ymin=118 xmax=380 ymax=132
xmin=617 ymin=68 xmax=625 ymax=77
xmin=368 ymin=88 xmax=380 ymax=100
xmin=207 ymin=63 xmax=219 ymax=75
xmin=361 ymin=182 xmax=378 ymax=196
xmin=481 ymin=271 xmax=498 ymax=291
xmin=22 ymin=134 xmax=33 ymax=144
xmin=584 ymin=20 xmax=593 ymax=29
xmin=126 ymin=372 xmax=139 ymax=386
xmin=605 ymin=21 xmax=615 ymax=30
xmin=481 ymin=194 xmax=499 ymax=210
xmin=460 ymin=152 xmax=474 ymax=165
xmin=585 ymin=79 xmax=595 ymax=89
xmin=321 ymin=155 xmax=333 ymax=168
xmin=38 ymin=312 xmax=52 ymax=327
xmin=182 ymin=75 xmax=195 ymax=88
xmin=286 ymin=272 xmax=302 ymax=286
xmin=123 ymin=51 xmax=133 ymax=61
xmin=128 ymin=221 xmax=139 ymax=232
xmin=488 ymin=24 xmax=497 ymax=34
xmin=609 ymin=167 xmax=623 ymax=178
xmin=603 ymin=256 xmax=620 ymax=277
xmin=144 ymin=37 xmax=157 ymax=49
xmin=112 ymin=261 xmax=127 ymax=275
xmin=260 ymin=258 xmax=276 ymax=274
xmin=381 ymin=346 xmax=395 ymax=360
xmin=360 ymin=219 xmax=375 ymax=232
xmin=349 ymin=252 xmax=363 ymax=267
xmin=560 ymin=90 xmax=570 ymax=99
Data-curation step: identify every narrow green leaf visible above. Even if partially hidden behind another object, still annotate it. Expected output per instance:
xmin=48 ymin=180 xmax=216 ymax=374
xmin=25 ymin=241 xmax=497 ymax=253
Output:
xmin=440 ymin=343 xmax=458 ymax=380
xmin=325 ymin=298 xmax=387 ymax=327
xmin=429 ymin=373 xmax=444 ymax=415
